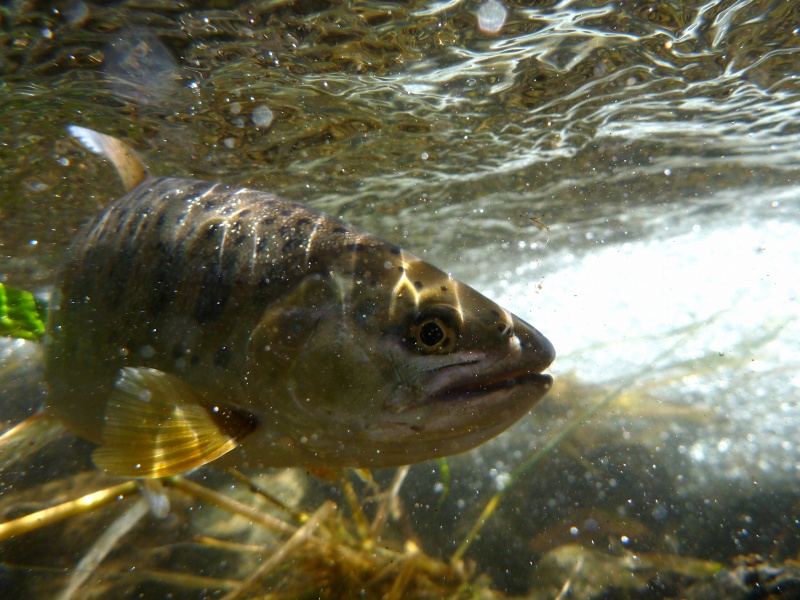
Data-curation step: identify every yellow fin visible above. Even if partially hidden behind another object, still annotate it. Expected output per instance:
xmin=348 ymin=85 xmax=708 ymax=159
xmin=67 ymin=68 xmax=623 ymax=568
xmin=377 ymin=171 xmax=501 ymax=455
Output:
xmin=93 ymin=367 xmax=257 ymax=479
xmin=68 ymin=125 xmax=149 ymax=192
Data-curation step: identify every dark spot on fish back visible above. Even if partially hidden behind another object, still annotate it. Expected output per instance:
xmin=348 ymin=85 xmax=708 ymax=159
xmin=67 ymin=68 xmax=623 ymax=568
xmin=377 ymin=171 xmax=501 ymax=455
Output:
xmin=332 ymin=226 xmax=347 ymax=234
xmin=205 ymin=200 xmax=217 ymax=212
xmin=204 ymin=222 xmax=222 ymax=239
xmin=148 ymin=254 xmax=178 ymax=315
xmin=235 ymin=233 xmax=247 ymax=246
xmin=414 ymin=281 xmax=423 ymax=290
xmin=491 ymin=309 xmax=500 ymax=317
xmin=346 ymin=243 xmax=368 ymax=253
xmin=281 ymin=208 xmax=293 ymax=216
xmin=214 ymin=346 xmax=231 ymax=368
xmin=389 ymin=246 xmax=401 ymax=255
xmin=282 ymin=238 xmax=301 ymax=253
xmin=440 ymin=286 xmax=448 ymax=291
xmin=252 ymin=276 xmax=272 ymax=307
xmin=296 ymin=217 xmax=311 ymax=227
xmin=194 ymin=265 xmax=230 ymax=323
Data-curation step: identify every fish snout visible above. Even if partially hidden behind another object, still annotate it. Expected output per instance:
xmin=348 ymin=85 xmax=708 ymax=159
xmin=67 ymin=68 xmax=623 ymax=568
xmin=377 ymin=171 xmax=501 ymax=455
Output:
xmin=510 ymin=314 xmax=555 ymax=372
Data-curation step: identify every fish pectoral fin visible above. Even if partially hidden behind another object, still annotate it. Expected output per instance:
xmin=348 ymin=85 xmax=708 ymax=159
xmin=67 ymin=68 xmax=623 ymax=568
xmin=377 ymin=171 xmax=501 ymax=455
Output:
xmin=93 ymin=367 xmax=258 ymax=479
xmin=247 ymin=274 xmax=340 ymax=371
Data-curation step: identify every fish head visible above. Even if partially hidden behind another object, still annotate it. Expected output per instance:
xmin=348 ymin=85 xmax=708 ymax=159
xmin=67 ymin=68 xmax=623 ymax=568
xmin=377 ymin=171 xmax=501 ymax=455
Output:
xmin=245 ymin=248 xmax=554 ymax=468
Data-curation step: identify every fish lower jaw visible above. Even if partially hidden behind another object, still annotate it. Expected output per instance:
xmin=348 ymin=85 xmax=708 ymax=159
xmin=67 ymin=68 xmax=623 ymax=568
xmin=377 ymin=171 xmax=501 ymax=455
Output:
xmin=429 ymin=370 xmax=553 ymax=403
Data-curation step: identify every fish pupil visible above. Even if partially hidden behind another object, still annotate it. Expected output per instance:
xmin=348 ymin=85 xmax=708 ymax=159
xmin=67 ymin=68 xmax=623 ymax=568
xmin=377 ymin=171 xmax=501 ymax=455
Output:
xmin=419 ymin=320 xmax=444 ymax=348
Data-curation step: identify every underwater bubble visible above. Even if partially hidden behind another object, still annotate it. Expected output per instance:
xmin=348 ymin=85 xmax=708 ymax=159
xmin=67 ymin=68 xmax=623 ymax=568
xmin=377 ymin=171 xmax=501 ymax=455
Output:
xmin=105 ymin=28 xmax=179 ymax=106
xmin=64 ymin=0 xmax=88 ymax=25
xmin=477 ymin=0 xmax=508 ymax=35
xmin=252 ymin=104 xmax=274 ymax=129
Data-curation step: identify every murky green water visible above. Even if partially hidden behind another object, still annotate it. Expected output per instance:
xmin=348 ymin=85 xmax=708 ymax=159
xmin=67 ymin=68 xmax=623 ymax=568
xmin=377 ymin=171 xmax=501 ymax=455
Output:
xmin=1 ymin=1 xmax=799 ymax=598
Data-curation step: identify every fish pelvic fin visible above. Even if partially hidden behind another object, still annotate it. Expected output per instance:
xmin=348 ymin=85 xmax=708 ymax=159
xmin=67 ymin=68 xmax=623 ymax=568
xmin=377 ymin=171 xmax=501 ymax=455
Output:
xmin=93 ymin=367 xmax=258 ymax=479
xmin=68 ymin=125 xmax=149 ymax=192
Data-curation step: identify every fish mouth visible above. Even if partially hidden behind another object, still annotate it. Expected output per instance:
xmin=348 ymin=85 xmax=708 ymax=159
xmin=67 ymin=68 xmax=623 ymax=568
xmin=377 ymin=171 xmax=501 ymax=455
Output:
xmin=430 ymin=367 xmax=553 ymax=402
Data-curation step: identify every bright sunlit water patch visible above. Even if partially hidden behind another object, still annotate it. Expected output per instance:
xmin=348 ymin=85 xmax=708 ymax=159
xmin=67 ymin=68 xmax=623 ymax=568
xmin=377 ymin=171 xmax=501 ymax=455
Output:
xmin=480 ymin=202 xmax=800 ymax=488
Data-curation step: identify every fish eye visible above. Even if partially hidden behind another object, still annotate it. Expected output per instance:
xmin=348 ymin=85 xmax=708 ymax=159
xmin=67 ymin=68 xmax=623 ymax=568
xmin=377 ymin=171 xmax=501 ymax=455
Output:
xmin=410 ymin=312 xmax=458 ymax=354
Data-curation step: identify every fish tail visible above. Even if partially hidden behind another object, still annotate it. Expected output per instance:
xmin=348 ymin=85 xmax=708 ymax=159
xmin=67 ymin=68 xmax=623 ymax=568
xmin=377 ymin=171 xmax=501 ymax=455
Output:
xmin=68 ymin=125 xmax=149 ymax=192
xmin=0 ymin=411 xmax=66 ymax=471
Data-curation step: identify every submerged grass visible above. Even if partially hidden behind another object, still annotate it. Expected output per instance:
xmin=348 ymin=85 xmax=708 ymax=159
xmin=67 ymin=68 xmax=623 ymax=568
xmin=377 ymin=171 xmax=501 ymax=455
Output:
xmin=0 ymin=283 xmax=46 ymax=341
xmin=0 ymin=314 xmax=790 ymax=598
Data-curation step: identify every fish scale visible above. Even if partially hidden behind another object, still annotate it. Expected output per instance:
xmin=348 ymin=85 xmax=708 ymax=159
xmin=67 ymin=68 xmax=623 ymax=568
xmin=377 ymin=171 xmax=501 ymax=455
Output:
xmin=36 ymin=126 xmax=556 ymax=477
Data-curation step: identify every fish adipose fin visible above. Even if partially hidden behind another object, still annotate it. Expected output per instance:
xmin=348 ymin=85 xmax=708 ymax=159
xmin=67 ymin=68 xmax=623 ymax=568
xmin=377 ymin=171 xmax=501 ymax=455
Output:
xmin=93 ymin=367 xmax=258 ymax=478
xmin=68 ymin=125 xmax=149 ymax=192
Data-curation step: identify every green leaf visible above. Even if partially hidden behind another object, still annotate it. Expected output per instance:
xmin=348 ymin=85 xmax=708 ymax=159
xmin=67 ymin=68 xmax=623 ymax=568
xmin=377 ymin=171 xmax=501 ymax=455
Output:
xmin=0 ymin=283 xmax=47 ymax=341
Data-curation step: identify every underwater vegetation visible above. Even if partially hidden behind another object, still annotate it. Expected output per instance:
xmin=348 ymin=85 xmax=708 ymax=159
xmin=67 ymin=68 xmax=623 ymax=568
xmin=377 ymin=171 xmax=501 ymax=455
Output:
xmin=1 ymin=306 xmax=797 ymax=598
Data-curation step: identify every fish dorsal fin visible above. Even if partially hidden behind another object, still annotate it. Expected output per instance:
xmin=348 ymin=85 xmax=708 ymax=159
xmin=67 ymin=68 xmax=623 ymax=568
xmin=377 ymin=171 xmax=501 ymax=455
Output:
xmin=68 ymin=125 xmax=149 ymax=192
xmin=93 ymin=367 xmax=258 ymax=479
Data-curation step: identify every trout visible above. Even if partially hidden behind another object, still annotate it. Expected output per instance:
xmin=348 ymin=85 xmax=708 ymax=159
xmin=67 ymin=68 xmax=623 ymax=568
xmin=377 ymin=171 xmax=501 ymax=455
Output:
xmin=38 ymin=126 xmax=555 ymax=478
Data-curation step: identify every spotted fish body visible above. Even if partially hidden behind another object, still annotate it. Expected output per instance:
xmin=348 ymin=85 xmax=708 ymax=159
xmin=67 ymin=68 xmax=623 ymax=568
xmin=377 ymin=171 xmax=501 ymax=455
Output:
xmin=43 ymin=126 xmax=555 ymax=478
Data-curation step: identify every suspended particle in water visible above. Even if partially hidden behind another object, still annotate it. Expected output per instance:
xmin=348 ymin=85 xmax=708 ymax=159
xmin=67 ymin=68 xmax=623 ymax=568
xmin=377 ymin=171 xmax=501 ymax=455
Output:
xmin=252 ymin=104 xmax=274 ymax=129
xmin=477 ymin=0 xmax=508 ymax=34
xmin=530 ymin=216 xmax=550 ymax=233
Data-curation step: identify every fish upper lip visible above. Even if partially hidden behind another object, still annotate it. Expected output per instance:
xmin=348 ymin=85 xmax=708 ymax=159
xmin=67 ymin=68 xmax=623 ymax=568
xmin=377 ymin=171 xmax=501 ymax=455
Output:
xmin=430 ymin=365 xmax=553 ymax=401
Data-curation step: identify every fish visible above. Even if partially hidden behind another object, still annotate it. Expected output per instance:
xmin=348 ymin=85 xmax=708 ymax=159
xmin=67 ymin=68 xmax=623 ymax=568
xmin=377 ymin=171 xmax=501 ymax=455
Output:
xmin=35 ymin=125 xmax=555 ymax=479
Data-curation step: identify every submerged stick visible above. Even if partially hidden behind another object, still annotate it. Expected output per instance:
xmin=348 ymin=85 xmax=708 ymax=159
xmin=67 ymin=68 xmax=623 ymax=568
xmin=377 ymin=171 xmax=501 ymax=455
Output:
xmin=0 ymin=411 xmax=66 ymax=470
xmin=56 ymin=497 xmax=149 ymax=600
xmin=371 ymin=465 xmax=409 ymax=536
xmin=220 ymin=501 xmax=335 ymax=600
xmin=0 ymin=480 xmax=139 ymax=542
xmin=163 ymin=475 xmax=298 ymax=537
